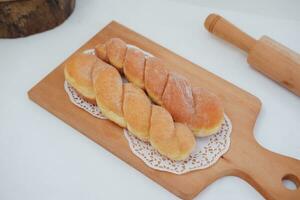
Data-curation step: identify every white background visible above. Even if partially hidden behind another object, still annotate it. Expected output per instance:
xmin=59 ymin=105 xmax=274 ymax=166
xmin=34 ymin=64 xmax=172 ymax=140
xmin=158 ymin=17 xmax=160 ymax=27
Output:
xmin=0 ymin=0 xmax=300 ymax=199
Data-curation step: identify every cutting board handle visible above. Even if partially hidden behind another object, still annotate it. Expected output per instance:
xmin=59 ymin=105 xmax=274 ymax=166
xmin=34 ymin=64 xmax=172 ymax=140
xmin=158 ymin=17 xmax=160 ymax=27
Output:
xmin=204 ymin=13 xmax=257 ymax=53
xmin=227 ymin=134 xmax=300 ymax=199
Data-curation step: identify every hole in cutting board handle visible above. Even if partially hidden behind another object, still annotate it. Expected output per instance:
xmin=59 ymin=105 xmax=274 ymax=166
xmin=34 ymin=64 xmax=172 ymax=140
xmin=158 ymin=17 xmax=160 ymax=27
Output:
xmin=282 ymin=174 xmax=300 ymax=190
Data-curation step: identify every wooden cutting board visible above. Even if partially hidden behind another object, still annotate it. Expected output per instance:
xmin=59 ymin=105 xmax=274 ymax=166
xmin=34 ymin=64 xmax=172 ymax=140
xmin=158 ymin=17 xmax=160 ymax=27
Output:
xmin=28 ymin=21 xmax=300 ymax=200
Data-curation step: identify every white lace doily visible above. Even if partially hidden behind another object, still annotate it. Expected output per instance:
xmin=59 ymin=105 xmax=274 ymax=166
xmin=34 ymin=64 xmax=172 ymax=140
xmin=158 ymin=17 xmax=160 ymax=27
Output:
xmin=64 ymin=81 xmax=232 ymax=174
xmin=65 ymin=47 xmax=232 ymax=174
xmin=64 ymin=81 xmax=106 ymax=119
xmin=124 ymin=116 xmax=231 ymax=174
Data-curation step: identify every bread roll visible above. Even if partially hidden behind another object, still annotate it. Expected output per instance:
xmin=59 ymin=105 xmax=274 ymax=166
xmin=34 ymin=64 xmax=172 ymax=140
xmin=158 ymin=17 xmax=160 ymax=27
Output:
xmin=64 ymin=53 xmax=97 ymax=104
xmin=95 ymin=38 xmax=225 ymax=137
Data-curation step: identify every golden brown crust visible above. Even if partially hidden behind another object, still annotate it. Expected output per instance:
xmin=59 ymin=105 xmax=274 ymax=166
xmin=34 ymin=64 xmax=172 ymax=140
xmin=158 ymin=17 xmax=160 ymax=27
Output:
xmin=149 ymin=105 xmax=179 ymax=159
xmin=149 ymin=105 xmax=195 ymax=160
xmin=123 ymin=47 xmax=146 ymax=88
xmin=64 ymin=51 xmax=196 ymax=160
xmin=90 ymin=59 xmax=195 ymax=160
xmin=123 ymin=83 xmax=151 ymax=141
xmin=64 ymin=53 xmax=97 ymax=101
xmin=161 ymin=72 xmax=194 ymax=123
xmin=94 ymin=38 xmax=225 ymax=137
xmin=174 ymin=123 xmax=196 ymax=160
xmin=72 ymin=87 xmax=97 ymax=105
xmin=95 ymin=43 xmax=108 ymax=62
xmin=144 ymin=57 xmax=169 ymax=104
xmin=92 ymin=59 xmax=126 ymax=127
xmin=190 ymin=88 xmax=224 ymax=136
xmin=106 ymin=38 xmax=127 ymax=70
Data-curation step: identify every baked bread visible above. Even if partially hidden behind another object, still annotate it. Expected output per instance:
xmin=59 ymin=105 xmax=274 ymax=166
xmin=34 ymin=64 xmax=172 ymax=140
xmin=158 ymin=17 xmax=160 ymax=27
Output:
xmin=92 ymin=61 xmax=126 ymax=128
xmin=150 ymin=105 xmax=196 ymax=160
xmin=64 ymin=53 xmax=98 ymax=104
xmin=95 ymin=38 xmax=224 ymax=137
xmin=190 ymin=88 xmax=224 ymax=136
xmin=144 ymin=57 xmax=168 ymax=104
xmin=92 ymin=59 xmax=196 ymax=160
xmin=123 ymin=83 xmax=151 ymax=141
xmin=64 ymin=54 xmax=196 ymax=160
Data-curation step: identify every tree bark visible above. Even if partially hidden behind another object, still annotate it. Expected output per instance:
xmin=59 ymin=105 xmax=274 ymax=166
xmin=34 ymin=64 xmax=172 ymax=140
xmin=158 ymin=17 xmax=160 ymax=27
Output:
xmin=0 ymin=0 xmax=75 ymax=38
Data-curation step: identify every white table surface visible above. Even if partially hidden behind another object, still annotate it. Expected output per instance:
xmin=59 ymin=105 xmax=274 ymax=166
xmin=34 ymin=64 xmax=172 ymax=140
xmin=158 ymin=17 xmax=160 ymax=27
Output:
xmin=1 ymin=0 xmax=300 ymax=199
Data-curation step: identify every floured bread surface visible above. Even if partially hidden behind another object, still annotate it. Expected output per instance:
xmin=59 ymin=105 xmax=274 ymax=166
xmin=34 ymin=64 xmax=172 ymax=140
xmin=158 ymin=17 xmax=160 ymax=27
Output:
xmin=95 ymin=43 xmax=108 ymax=62
xmin=190 ymin=88 xmax=224 ymax=136
xmin=162 ymin=72 xmax=194 ymax=123
xmin=91 ymin=59 xmax=195 ymax=160
xmin=149 ymin=105 xmax=179 ymax=159
xmin=144 ymin=57 xmax=169 ymax=104
xmin=107 ymin=38 xmax=127 ymax=70
xmin=65 ymin=48 xmax=197 ymax=160
xmin=92 ymin=60 xmax=126 ymax=127
xmin=149 ymin=105 xmax=195 ymax=161
xmin=94 ymin=38 xmax=226 ymax=138
xmin=124 ymin=47 xmax=146 ymax=88
xmin=64 ymin=53 xmax=97 ymax=102
xmin=123 ymin=83 xmax=151 ymax=141
xmin=173 ymin=123 xmax=196 ymax=160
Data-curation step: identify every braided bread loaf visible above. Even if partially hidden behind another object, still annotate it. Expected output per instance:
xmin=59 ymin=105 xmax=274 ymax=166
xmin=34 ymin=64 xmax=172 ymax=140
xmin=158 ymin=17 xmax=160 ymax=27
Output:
xmin=64 ymin=54 xmax=196 ymax=160
xmin=95 ymin=38 xmax=224 ymax=137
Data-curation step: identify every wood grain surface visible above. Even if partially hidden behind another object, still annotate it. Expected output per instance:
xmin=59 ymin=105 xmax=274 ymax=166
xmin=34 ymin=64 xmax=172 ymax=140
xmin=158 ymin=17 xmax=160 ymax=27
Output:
xmin=28 ymin=21 xmax=300 ymax=200
xmin=204 ymin=13 xmax=300 ymax=97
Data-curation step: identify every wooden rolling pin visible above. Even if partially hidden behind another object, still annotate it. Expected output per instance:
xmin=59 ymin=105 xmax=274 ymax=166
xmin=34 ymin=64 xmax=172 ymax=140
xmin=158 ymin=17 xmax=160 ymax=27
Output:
xmin=204 ymin=13 xmax=300 ymax=96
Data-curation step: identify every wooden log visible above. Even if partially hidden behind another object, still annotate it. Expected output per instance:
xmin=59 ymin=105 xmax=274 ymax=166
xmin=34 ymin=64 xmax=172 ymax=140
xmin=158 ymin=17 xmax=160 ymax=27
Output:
xmin=0 ymin=0 xmax=75 ymax=38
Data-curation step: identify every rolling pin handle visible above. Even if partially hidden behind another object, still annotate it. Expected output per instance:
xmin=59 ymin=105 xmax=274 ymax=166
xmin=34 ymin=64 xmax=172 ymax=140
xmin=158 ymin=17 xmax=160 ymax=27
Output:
xmin=204 ymin=13 xmax=257 ymax=53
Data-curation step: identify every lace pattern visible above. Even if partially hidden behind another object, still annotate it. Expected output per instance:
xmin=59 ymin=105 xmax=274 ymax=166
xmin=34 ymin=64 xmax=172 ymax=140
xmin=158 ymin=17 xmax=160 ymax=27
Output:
xmin=64 ymin=81 xmax=232 ymax=174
